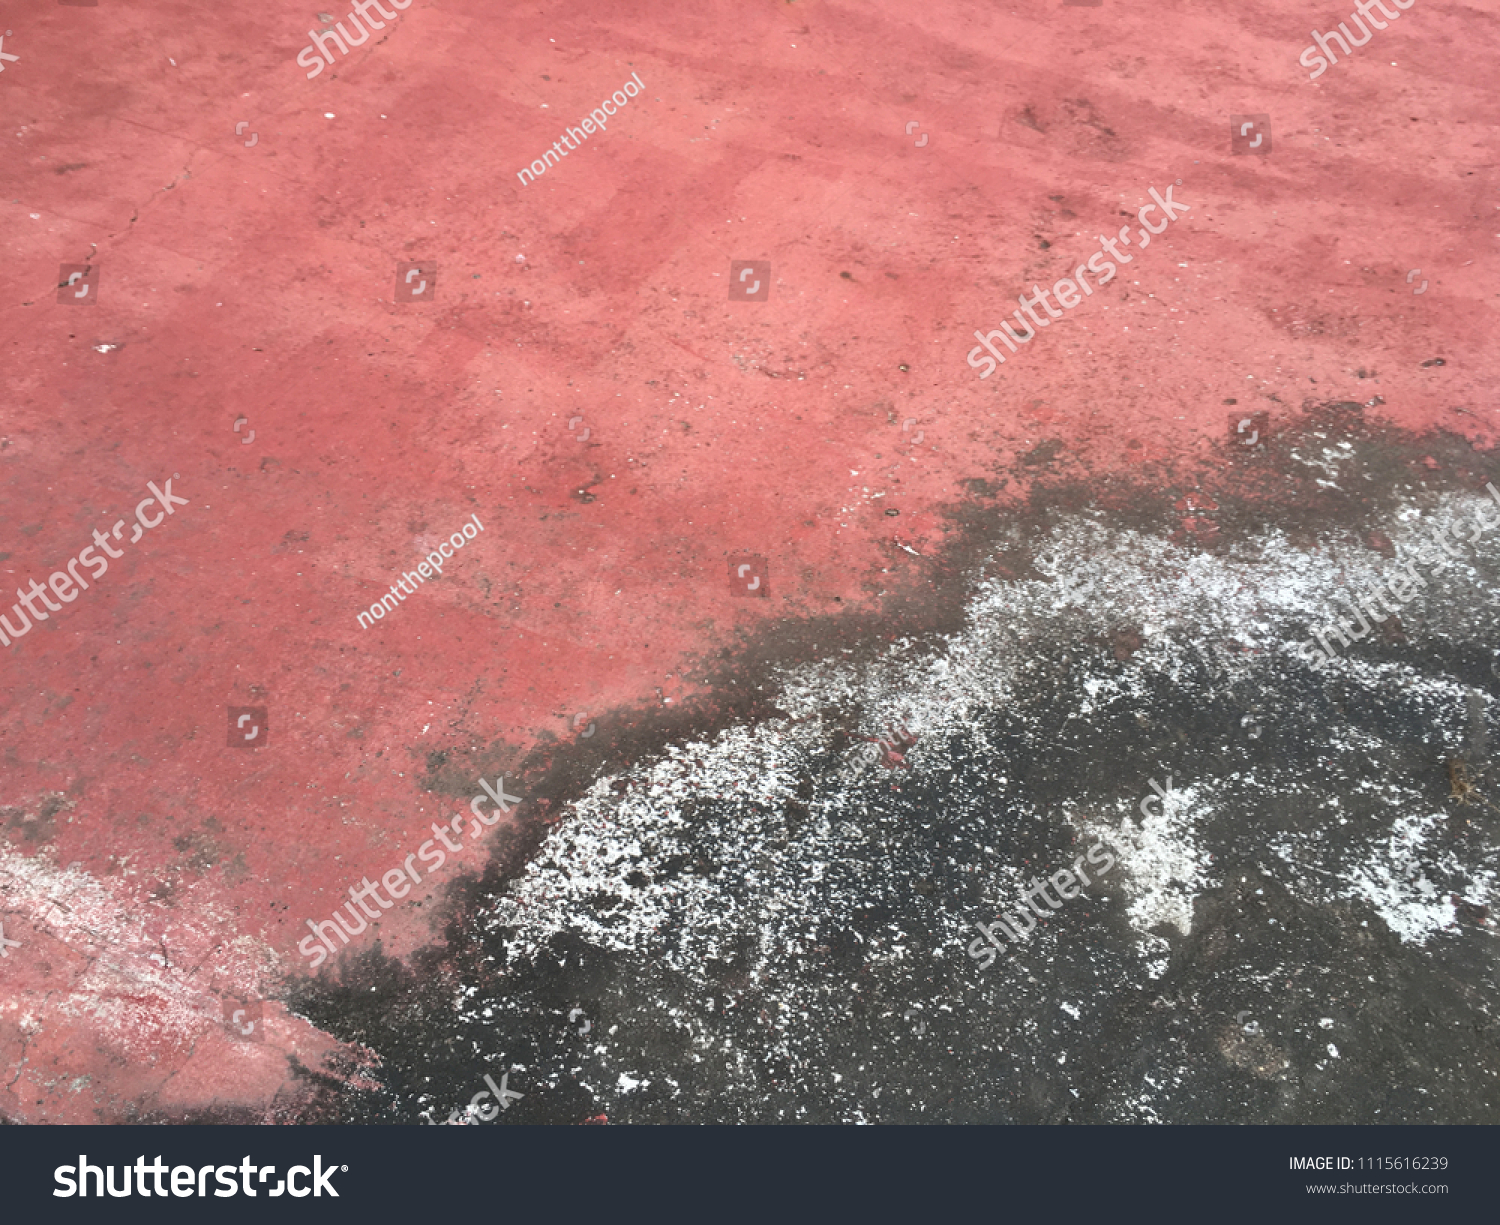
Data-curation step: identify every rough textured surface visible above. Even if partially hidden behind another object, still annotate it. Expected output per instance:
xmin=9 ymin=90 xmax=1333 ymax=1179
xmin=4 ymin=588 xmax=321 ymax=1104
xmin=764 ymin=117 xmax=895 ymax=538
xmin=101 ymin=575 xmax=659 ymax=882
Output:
xmin=292 ymin=436 xmax=1500 ymax=1125
xmin=1 ymin=0 xmax=1496 ymax=1124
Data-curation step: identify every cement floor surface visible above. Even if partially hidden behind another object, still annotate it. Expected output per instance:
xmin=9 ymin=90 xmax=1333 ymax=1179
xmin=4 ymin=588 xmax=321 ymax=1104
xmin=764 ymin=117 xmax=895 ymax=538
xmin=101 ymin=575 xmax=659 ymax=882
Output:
xmin=1 ymin=0 xmax=1497 ymax=1125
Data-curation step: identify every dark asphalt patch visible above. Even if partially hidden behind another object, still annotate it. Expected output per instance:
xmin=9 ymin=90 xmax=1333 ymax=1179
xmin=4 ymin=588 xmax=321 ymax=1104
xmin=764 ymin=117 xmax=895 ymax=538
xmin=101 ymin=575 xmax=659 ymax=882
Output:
xmin=278 ymin=410 xmax=1500 ymax=1125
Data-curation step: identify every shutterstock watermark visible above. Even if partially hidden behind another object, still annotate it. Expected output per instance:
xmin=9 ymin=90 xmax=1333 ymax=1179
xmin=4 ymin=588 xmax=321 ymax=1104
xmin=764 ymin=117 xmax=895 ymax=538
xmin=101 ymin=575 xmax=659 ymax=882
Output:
xmin=422 ymin=1068 xmax=523 ymax=1124
xmin=395 ymin=261 xmax=437 ymax=302
xmin=57 ymin=263 xmax=97 ymax=303
xmin=728 ymin=553 xmax=768 ymax=596
xmin=967 ymin=840 xmax=1119 ymax=967
xmin=0 ymin=476 xmax=188 ymax=650
xmin=299 ymin=775 xmax=522 ymax=967
xmin=845 ymin=717 xmax=919 ymax=773
xmin=228 ymin=706 xmax=267 ymax=748
xmin=729 ymin=260 xmax=770 ymax=301
xmin=967 ymin=182 xmax=1190 ymax=378
xmin=1298 ymin=484 xmax=1500 ymax=671
xmin=55 ymin=1155 xmax=344 ymax=1197
xmin=1300 ymin=0 xmax=1418 ymax=80
xmin=296 ymin=0 xmax=413 ymax=79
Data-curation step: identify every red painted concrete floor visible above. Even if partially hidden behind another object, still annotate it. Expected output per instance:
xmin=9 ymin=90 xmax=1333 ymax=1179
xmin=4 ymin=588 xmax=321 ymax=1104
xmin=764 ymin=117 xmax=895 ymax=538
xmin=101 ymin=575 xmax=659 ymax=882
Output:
xmin=1 ymin=0 xmax=1496 ymax=1122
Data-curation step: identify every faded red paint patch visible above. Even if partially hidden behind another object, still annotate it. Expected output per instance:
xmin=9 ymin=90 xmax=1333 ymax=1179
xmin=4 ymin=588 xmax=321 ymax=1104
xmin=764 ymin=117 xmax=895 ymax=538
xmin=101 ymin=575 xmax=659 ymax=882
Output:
xmin=0 ymin=0 xmax=1494 ymax=1121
